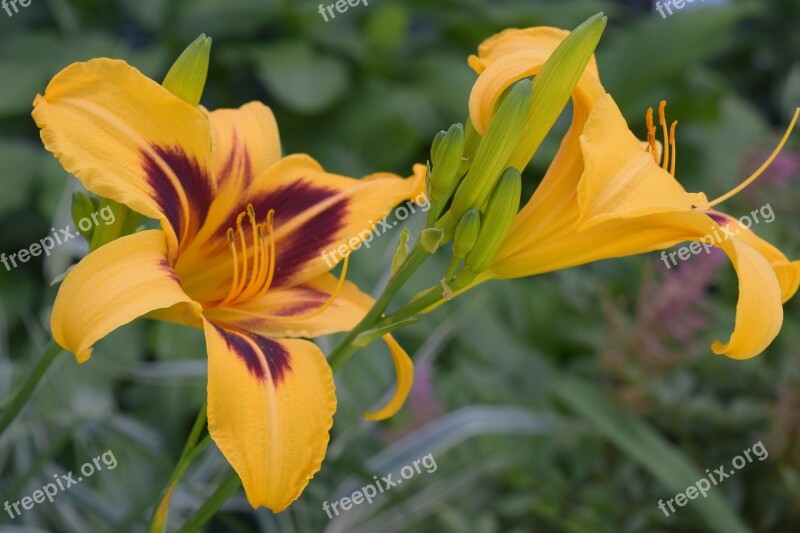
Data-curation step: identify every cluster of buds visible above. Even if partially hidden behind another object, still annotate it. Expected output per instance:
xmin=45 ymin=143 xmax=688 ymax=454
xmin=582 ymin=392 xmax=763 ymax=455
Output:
xmin=405 ymin=79 xmax=532 ymax=295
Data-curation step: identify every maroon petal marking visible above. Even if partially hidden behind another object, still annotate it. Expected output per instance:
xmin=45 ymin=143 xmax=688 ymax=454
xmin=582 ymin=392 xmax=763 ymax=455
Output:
xmin=212 ymin=324 xmax=291 ymax=385
xmin=272 ymin=197 xmax=348 ymax=287
xmin=142 ymin=145 xmax=214 ymax=246
xmin=705 ymin=211 xmax=731 ymax=225
xmin=216 ymin=129 xmax=254 ymax=189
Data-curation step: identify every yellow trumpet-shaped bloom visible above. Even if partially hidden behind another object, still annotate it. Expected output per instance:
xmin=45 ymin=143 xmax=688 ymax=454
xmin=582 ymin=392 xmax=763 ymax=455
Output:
xmin=466 ymin=27 xmax=800 ymax=360
xmin=33 ymin=58 xmax=421 ymax=511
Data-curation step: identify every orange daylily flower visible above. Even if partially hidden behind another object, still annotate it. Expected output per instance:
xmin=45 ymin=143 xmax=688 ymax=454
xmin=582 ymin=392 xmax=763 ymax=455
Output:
xmin=466 ymin=27 xmax=800 ymax=359
xmin=32 ymin=59 xmax=421 ymax=511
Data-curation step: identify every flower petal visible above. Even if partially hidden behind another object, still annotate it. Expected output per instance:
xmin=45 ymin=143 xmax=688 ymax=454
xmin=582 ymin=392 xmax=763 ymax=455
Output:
xmin=204 ymin=321 xmax=335 ymax=512
xmin=363 ymin=335 xmax=414 ymax=421
xmin=704 ymin=211 xmax=800 ymax=303
xmin=32 ymin=59 xmax=214 ymax=255
xmin=468 ymin=27 xmax=603 ymax=135
xmin=51 ymin=230 xmax=201 ymax=363
xmin=708 ymin=235 xmax=783 ymax=359
xmin=577 ymin=93 xmax=707 ymax=229
xmin=204 ymin=273 xmax=372 ymax=338
xmin=493 ymin=208 xmax=785 ymax=359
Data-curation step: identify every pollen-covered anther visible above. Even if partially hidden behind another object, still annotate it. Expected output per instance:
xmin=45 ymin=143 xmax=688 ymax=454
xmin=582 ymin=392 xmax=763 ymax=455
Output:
xmin=646 ymin=107 xmax=657 ymax=162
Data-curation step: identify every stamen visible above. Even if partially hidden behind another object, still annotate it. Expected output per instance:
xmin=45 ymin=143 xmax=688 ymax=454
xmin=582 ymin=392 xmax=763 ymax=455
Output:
xmin=658 ymin=101 xmax=670 ymax=170
xmin=669 ymin=121 xmax=678 ymax=176
xmin=238 ymin=204 xmax=264 ymax=300
xmin=248 ymin=211 xmax=277 ymax=304
xmin=234 ymin=213 xmax=249 ymax=297
xmin=214 ymin=208 xmax=279 ymax=309
xmin=646 ymin=107 xmax=658 ymax=163
xmin=218 ymin=229 xmax=240 ymax=306
xmin=708 ymin=107 xmax=800 ymax=207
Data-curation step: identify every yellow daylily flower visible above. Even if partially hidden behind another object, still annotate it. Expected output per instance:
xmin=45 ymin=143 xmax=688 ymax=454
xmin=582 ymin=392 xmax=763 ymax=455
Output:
xmin=32 ymin=58 xmax=421 ymax=511
xmin=465 ymin=26 xmax=800 ymax=359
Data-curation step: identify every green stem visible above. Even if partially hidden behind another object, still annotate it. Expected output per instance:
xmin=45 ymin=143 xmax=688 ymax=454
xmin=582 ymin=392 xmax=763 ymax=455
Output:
xmin=149 ymin=403 xmax=210 ymax=532
xmin=373 ymin=267 xmax=477 ymax=330
xmin=0 ymin=340 xmax=63 ymax=436
xmin=327 ymin=243 xmax=430 ymax=372
xmin=177 ymin=471 xmax=242 ymax=533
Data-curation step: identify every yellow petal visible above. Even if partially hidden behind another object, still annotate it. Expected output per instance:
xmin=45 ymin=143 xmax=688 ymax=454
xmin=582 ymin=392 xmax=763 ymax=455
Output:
xmin=577 ymin=93 xmax=707 ymax=229
xmin=708 ymin=235 xmax=782 ymax=359
xmin=50 ymin=230 xmax=201 ymax=363
xmin=493 ymin=208 xmax=785 ymax=359
xmin=204 ymin=273 xmax=372 ymax=338
xmin=704 ymin=211 xmax=800 ymax=303
xmin=468 ymin=27 xmax=600 ymax=77
xmin=32 ymin=59 xmax=214 ymax=256
xmin=204 ymin=321 xmax=335 ymax=512
xmin=363 ymin=335 xmax=415 ymax=421
xmin=468 ymin=27 xmax=605 ymax=141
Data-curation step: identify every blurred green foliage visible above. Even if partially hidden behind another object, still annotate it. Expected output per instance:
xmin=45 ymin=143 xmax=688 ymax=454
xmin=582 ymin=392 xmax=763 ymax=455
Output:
xmin=1 ymin=0 xmax=800 ymax=531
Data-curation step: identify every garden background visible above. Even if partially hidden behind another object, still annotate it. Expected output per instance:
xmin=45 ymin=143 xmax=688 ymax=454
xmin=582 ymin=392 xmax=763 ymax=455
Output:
xmin=1 ymin=0 xmax=799 ymax=531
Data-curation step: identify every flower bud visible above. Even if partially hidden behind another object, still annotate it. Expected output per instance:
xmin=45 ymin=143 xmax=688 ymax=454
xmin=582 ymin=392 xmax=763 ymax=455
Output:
xmin=420 ymin=227 xmax=445 ymax=254
xmin=457 ymin=119 xmax=481 ymax=176
xmin=162 ymin=34 xmax=212 ymax=106
xmin=71 ymin=192 xmax=99 ymax=243
xmin=391 ymin=228 xmax=413 ymax=276
xmin=429 ymin=123 xmax=465 ymax=201
xmin=450 ymin=79 xmax=531 ymax=220
xmin=465 ymin=167 xmax=521 ymax=273
xmin=452 ymin=209 xmax=480 ymax=258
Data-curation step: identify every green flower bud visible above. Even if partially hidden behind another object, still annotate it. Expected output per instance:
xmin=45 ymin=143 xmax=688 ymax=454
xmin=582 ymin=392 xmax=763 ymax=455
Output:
xmin=71 ymin=191 xmax=100 ymax=243
xmin=87 ymin=199 xmax=144 ymax=252
xmin=450 ymin=79 xmax=531 ymax=220
xmin=391 ymin=228 xmax=413 ymax=276
xmin=457 ymin=118 xmax=481 ymax=176
xmin=507 ymin=13 xmax=606 ymax=169
xmin=420 ymin=227 xmax=445 ymax=254
xmin=465 ymin=167 xmax=521 ymax=273
xmin=452 ymin=209 xmax=481 ymax=258
xmin=162 ymin=34 xmax=212 ymax=106
xmin=429 ymin=123 xmax=465 ymax=201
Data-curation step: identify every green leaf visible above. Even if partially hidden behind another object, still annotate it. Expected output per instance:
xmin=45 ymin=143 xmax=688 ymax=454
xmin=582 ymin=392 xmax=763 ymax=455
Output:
xmin=555 ymin=376 xmax=751 ymax=533
xmin=254 ymin=42 xmax=350 ymax=114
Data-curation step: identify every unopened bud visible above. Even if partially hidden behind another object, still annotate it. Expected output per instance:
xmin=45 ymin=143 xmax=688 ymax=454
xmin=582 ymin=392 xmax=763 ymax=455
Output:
xmin=71 ymin=192 xmax=99 ymax=244
xmin=458 ymin=118 xmax=481 ymax=176
xmin=429 ymin=123 xmax=465 ymax=201
xmin=391 ymin=228 xmax=413 ymax=276
xmin=162 ymin=34 xmax=212 ymax=106
xmin=450 ymin=79 xmax=531 ymax=219
xmin=452 ymin=209 xmax=480 ymax=258
xmin=420 ymin=227 xmax=445 ymax=254
xmin=465 ymin=167 xmax=521 ymax=273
